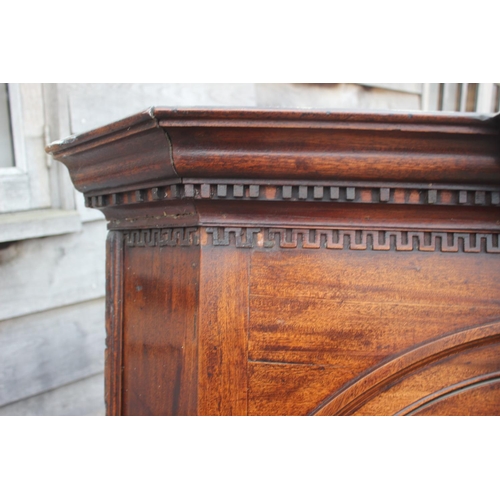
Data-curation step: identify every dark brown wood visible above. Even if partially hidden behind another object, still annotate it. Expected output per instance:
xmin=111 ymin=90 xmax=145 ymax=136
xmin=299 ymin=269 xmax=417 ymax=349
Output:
xmin=122 ymin=239 xmax=199 ymax=416
xmin=46 ymin=108 xmax=500 ymax=195
xmin=105 ymin=231 xmax=123 ymax=416
xmin=47 ymin=108 xmax=500 ymax=416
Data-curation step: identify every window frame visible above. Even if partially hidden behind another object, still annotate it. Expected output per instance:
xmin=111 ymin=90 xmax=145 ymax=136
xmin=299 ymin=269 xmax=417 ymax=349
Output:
xmin=422 ymin=83 xmax=499 ymax=113
xmin=0 ymin=83 xmax=83 ymax=243
xmin=0 ymin=83 xmax=32 ymax=213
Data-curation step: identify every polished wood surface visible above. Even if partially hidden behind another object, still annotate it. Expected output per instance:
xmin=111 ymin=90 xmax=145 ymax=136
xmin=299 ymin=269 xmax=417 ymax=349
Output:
xmin=122 ymin=243 xmax=199 ymax=416
xmin=47 ymin=108 xmax=500 ymax=415
xmin=248 ymin=249 xmax=500 ymax=415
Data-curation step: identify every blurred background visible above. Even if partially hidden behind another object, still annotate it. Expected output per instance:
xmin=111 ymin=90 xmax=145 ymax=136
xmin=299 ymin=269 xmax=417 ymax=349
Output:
xmin=1 ymin=82 xmax=499 ymax=416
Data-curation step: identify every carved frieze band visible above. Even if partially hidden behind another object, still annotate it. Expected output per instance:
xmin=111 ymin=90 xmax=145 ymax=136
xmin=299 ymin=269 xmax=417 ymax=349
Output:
xmin=124 ymin=227 xmax=199 ymax=247
xmin=86 ymin=183 xmax=500 ymax=208
xmin=208 ymin=227 xmax=500 ymax=253
xmin=123 ymin=227 xmax=500 ymax=253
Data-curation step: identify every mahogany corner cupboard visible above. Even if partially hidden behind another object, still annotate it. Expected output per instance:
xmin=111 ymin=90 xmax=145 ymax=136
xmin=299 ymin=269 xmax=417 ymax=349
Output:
xmin=46 ymin=108 xmax=500 ymax=416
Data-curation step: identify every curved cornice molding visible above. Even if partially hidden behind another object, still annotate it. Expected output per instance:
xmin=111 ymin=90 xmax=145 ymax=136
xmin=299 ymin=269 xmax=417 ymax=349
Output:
xmin=46 ymin=108 xmax=500 ymax=197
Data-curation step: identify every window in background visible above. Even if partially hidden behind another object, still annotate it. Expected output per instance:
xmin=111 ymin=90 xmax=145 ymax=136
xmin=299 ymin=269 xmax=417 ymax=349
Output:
xmin=0 ymin=84 xmax=14 ymax=167
xmin=0 ymin=84 xmax=81 ymax=243
xmin=423 ymin=83 xmax=499 ymax=113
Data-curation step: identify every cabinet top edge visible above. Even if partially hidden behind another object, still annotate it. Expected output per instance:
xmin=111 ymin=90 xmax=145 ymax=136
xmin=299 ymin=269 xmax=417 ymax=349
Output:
xmin=46 ymin=106 xmax=500 ymax=156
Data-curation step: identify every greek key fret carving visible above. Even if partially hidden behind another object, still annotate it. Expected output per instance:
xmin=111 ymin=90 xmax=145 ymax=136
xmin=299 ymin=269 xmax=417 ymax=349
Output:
xmin=207 ymin=228 xmax=500 ymax=253
xmin=122 ymin=227 xmax=500 ymax=253
xmin=262 ymin=229 xmax=500 ymax=253
xmin=205 ymin=227 xmax=261 ymax=248
xmin=124 ymin=227 xmax=199 ymax=247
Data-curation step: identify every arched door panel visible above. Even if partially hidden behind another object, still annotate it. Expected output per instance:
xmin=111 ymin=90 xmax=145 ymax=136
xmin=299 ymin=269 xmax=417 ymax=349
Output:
xmin=313 ymin=322 xmax=500 ymax=416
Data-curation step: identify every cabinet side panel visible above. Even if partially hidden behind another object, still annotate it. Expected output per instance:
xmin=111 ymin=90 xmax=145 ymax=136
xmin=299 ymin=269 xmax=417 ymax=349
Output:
xmin=198 ymin=245 xmax=249 ymax=415
xmin=248 ymin=248 xmax=500 ymax=415
xmin=105 ymin=231 xmax=124 ymax=416
xmin=121 ymin=244 xmax=200 ymax=416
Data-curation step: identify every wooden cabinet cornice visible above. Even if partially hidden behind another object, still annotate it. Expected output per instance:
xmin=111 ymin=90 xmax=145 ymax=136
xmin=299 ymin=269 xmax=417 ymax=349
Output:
xmin=47 ymin=108 xmax=500 ymax=416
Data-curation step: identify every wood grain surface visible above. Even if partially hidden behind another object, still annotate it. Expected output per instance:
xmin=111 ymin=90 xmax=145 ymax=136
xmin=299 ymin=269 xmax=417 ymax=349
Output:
xmin=47 ymin=108 xmax=500 ymax=196
xmin=198 ymin=245 xmax=249 ymax=415
xmin=248 ymin=249 xmax=500 ymax=415
xmin=120 ymin=243 xmax=199 ymax=416
xmin=410 ymin=380 xmax=500 ymax=416
xmin=48 ymin=108 xmax=500 ymax=416
xmin=105 ymin=231 xmax=124 ymax=416
xmin=315 ymin=323 xmax=500 ymax=416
